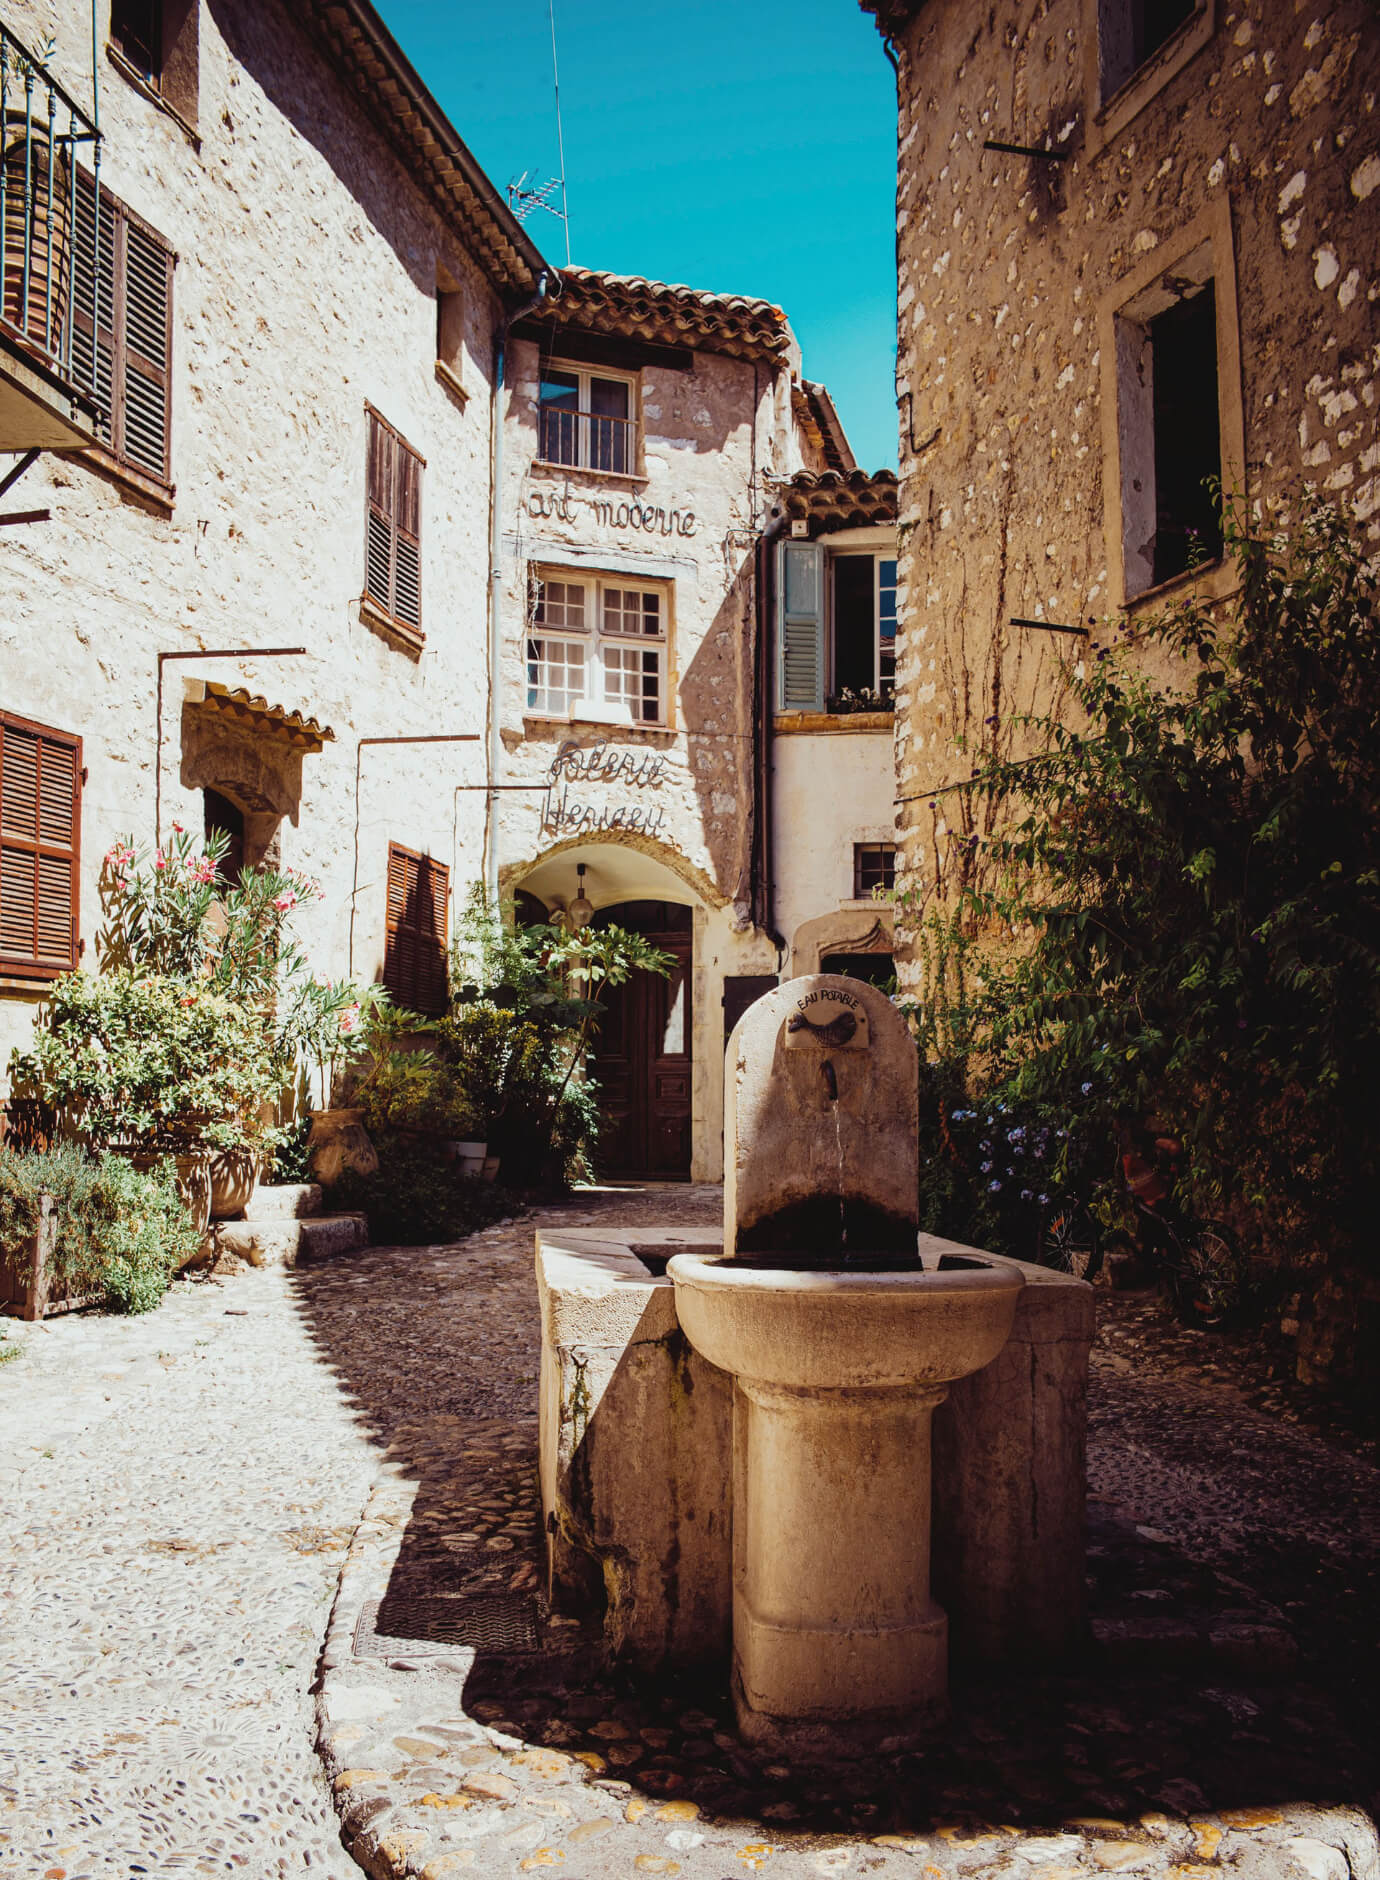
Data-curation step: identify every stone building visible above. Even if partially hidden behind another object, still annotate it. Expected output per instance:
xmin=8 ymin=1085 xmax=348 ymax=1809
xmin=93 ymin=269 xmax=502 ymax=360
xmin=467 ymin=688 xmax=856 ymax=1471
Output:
xmin=490 ymin=274 xmax=900 ymax=1180
xmin=861 ymin=0 xmax=1380 ymax=948
xmin=0 ymin=0 xmax=900 ymax=1183
xmin=0 ymin=0 xmax=550 ymax=1075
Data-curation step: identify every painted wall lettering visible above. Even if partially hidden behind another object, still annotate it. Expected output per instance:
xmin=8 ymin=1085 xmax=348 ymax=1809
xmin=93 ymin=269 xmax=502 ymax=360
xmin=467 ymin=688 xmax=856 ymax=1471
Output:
xmin=526 ymin=485 xmax=697 ymax=538
xmin=540 ymin=738 xmax=672 ymax=842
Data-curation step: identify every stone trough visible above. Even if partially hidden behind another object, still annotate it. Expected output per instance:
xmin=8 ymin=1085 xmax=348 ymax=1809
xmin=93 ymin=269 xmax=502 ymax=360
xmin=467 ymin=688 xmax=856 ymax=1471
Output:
xmin=537 ymin=976 xmax=1094 ymax=1753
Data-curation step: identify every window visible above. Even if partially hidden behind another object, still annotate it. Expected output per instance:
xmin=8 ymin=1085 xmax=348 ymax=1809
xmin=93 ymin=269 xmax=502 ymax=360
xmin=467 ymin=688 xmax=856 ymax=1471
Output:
xmin=1109 ymin=237 xmax=1225 ymax=600
xmin=776 ymin=542 xmax=897 ymax=713
xmin=853 ymin=843 xmax=896 ymax=898
xmin=364 ymin=408 xmax=424 ymax=641
xmin=527 ymin=569 xmax=668 ymax=725
xmin=1099 ymin=0 xmax=1200 ymax=99
xmin=72 ymin=173 xmax=174 ymax=487
xmin=0 ymin=712 xmax=80 ymax=980
xmin=538 ymin=361 xmax=636 ymax=474
xmin=383 ymin=843 xmax=449 ymax=1016
xmin=109 ymin=0 xmax=199 ymax=126
xmin=203 ymin=787 xmax=245 ymax=889
xmin=435 ymin=264 xmax=465 ymax=399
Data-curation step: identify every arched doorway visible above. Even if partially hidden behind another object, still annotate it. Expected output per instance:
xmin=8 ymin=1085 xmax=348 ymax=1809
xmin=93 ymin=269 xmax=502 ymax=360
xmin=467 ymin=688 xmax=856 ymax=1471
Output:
xmin=589 ymin=900 xmax=692 ymax=1180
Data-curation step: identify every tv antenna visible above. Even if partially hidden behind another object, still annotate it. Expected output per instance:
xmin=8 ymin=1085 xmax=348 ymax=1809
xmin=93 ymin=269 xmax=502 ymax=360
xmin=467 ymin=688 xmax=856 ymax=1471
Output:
xmin=506 ymin=0 xmax=571 ymax=264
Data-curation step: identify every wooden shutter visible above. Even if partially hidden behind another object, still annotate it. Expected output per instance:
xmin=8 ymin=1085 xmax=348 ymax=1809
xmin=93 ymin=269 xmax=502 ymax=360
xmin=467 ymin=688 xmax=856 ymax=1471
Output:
xmin=0 ymin=713 xmax=81 ymax=978
xmin=777 ymin=540 xmax=824 ymax=710
xmin=72 ymin=172 xmax=173 ymax=484
xmin=365 ymin=409 xmax=424 ymax=635
xmin=383 ymin=842 xmax=448 ymax=1015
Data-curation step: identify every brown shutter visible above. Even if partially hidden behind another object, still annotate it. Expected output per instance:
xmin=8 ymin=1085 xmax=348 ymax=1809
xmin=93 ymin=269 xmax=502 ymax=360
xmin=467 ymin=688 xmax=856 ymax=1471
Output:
xmin=365 ymin=408 xmax=424 ymax=634
xmin=72 ymin=173 xmax=173 ymax=483
xmin=0 ymin=713 xmax=81 ymax=978
xmin=382 ymin=841 xmax=448 ymax=1015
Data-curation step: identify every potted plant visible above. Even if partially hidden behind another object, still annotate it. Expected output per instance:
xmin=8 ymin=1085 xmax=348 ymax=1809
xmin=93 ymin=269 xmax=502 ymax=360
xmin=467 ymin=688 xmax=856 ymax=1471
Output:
xmin=278 ymin=979 xmax=389 ymax=1185
xmin=353 ymin=1045 xmax=486 ymax=1173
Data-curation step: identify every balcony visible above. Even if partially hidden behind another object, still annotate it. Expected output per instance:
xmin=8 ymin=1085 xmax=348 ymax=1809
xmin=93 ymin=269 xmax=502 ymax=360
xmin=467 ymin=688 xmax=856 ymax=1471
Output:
xmin=0 ymin=21 xmax=101 ymax=452
xmin=537 ymin=402 xmax=638 ymax=477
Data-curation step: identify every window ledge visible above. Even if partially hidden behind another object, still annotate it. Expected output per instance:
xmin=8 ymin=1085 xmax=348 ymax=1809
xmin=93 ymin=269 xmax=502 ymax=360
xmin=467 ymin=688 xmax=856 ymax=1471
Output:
xmin=435 ymin=359 xmax=468 ymax=406
xmin=0 ymin=968 xmax=64 ymax=992
xmin=1084 ymin=0 xmax=1215 ymax=157
xmin=532 ymin=459 xmax=649 ymax=488
xmin=774 ymin=711 xmax=895 ymax=735
xmin=1120 ymin=553 xmax=1239 ymax=617
xmin=78 ymin=444 xmax=175 ymax=513
xmin=522 ymin=714 xmax=675 ymax=743
xmin=359 ymin=594 xmax=426 ymax=656
xmin=106 ymin=43 xmax=201 ymax=149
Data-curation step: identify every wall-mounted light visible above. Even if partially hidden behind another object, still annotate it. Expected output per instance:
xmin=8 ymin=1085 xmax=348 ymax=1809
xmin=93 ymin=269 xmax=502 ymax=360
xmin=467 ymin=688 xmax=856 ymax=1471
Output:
xmin=569 ymin=863 xmax=594 ymax=930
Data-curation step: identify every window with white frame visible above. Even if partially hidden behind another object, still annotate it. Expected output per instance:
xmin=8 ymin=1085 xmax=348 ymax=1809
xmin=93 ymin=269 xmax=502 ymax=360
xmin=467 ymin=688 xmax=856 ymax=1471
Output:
xmin=538 ymin=361 xmax=637 ymax=474
xmin=777 ymin=541 xmax=897 ymax=713
xmin=527 ymin=569 xmax=668 ymax=724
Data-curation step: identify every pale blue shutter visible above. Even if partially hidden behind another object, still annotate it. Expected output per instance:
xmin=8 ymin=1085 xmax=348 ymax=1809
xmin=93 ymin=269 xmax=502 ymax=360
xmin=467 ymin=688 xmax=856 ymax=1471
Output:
xmin=777 ymin=540 xmax=824 ymax=711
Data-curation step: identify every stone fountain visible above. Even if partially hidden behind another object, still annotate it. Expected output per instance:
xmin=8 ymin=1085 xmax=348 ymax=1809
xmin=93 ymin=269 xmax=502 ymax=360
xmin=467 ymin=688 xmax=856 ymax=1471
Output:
xmin=535 ymin=974 xmax=1094 ymax=1752
xmin=668 ymin=977 xmax=1022 ymax=1751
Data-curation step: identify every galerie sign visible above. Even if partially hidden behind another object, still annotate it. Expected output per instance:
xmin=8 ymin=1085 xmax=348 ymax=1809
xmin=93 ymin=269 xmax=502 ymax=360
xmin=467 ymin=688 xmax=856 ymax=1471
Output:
xmin=526 ymin=485 xmax=698 ymax=538
xmin=541 ymin=738 xmax=670 ymax=839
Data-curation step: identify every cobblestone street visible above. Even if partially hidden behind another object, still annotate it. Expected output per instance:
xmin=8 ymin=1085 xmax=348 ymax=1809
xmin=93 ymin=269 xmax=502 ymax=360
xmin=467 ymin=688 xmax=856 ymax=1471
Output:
xmin=3 ymin=1186 xmax=1378 ymax=1880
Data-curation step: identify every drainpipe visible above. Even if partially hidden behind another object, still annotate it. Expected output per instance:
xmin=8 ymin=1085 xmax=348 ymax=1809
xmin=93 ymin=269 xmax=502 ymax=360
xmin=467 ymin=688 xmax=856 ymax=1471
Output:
xmin=485 ymin=269 xmax=551 ymax=900
xmin=753 ymin=509 xmax=790 ymax=953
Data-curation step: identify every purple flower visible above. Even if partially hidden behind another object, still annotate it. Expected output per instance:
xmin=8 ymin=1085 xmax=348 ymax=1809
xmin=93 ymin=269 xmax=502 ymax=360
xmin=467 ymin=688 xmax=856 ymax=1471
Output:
xmin=1080 ymin=1082 xmax=1093 ymax=1095
xmin=1037 ymin=1193 xmax=1050 ymax=1206
xmin=988 ymin=1179 xmax=1002 ymax=1193
xmin=980 ymin=1160 xmax=993 ymax=1174
xmin=1020 ymin=1188 xmax=1033 ymax=1202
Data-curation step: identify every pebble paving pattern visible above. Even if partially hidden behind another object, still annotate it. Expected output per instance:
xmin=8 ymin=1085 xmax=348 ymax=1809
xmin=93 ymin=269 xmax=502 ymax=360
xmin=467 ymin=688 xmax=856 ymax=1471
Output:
xmin=4 ymin=1184 xmax=1379 ymax=1880
xmin=0 ymin=1264 xmax=378 ymax=1877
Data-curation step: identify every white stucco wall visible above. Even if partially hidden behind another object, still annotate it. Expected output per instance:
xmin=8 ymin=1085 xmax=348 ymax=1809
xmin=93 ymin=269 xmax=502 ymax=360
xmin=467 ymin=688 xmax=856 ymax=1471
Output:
xmin=0 ymin=0 xmax=501 ymax=1077
xmin=772 ymin=725 xmax=897 ymax=954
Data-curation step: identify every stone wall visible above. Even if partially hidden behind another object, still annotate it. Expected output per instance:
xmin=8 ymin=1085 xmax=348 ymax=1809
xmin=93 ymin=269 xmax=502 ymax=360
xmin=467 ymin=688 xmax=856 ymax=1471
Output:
xmin=881 ymin=0 xmax=1380 ymax=966
xmin=0 ymin=0 xmax=501 ymax=1075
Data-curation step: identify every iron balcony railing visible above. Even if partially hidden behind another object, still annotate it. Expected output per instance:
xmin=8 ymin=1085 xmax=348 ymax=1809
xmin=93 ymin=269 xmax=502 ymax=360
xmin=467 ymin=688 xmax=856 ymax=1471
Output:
xmin=538 ymin=402 xmax=637 ymax=475
xmin=0 ymin=21 xmax=100 ymax=398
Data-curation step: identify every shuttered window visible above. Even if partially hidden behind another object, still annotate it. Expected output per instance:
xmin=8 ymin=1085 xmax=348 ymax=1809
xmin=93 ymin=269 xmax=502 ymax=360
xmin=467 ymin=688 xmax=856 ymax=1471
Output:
xmin=0 ymin=713 xmax=81 ymax=979
xmin=777 ymin=540 xmax=824 ymax=711
xmin=364 ymin=409 xmax=424 ymax=639
xmin=383 ymin=842 xmax=448 ymax=1016
xmin=72 ymin=172 xmax=174 ymax=486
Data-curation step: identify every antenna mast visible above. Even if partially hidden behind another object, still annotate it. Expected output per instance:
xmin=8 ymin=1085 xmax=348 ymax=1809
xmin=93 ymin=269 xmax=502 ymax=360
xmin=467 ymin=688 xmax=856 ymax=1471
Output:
xmin=506 ymin=0 xmax=571 ymax=264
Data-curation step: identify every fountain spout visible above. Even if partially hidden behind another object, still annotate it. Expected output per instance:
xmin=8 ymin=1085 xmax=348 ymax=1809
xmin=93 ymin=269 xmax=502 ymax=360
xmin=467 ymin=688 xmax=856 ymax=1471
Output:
xmin=821 ymin=1058 xmax=838 ymax=1104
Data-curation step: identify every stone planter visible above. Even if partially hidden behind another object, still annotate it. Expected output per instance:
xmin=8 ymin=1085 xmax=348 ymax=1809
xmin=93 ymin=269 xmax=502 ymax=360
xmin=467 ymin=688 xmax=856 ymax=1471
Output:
xmin=208 ymin=1146 xmax=260 ymax=1221
xmin=449 ymin=1139 xmax=487 ymax=1179
xmin=307 ymin=1107 xmax=378 ymax=1186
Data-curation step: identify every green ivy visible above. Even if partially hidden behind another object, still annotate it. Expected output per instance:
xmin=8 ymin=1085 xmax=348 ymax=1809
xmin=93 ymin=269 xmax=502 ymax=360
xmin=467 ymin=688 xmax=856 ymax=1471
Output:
xmin=902 ymin=495 xmax=1380 ymax=1281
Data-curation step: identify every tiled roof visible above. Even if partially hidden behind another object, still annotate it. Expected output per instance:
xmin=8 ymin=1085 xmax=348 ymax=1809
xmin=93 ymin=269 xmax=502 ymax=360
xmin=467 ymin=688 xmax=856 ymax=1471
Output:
xmin=793 ymin=380 xmax=856 ymax=475
xmin=293 ymin=0 xmax=545 ymax=300
xmin=201 ymin=683 xmax=335 ymax=751
xmin=536 ymin=268 xmax=795 ymax=363
xmin=771 ymin=468 xmax=898 ymax=536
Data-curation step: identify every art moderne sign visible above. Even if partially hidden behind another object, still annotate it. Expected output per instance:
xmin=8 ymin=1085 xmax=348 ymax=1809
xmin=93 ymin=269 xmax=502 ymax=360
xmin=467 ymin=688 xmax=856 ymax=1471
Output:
xmin=541 ymin=738 xmax=670 ymax=840
xmin=526 ymin=485 xmax=698 ymax=538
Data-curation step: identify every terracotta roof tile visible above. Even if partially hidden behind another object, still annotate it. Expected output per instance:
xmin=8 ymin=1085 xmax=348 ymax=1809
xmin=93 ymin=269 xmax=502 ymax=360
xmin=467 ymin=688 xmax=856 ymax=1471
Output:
xmin=771 ymin=468 xmax=898 ymax=536
xmin=201 ymin=683 xmax=334 ymax=751
xmin=537 ymin=267 xmax=795 ymax=363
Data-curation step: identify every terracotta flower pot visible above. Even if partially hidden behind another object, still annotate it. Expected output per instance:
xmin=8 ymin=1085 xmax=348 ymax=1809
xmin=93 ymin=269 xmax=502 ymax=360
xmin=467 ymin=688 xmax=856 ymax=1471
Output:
xmin=308 ymin=1107 xmax=378 ymax=1186
xmin=208 ymin=1146 xmax=260 ymax=1220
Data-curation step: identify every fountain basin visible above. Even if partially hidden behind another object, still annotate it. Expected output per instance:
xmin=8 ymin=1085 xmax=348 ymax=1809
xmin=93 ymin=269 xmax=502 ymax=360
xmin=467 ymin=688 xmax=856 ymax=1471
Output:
xmin=668 ymin=1249 xmax=1024 ymax=1753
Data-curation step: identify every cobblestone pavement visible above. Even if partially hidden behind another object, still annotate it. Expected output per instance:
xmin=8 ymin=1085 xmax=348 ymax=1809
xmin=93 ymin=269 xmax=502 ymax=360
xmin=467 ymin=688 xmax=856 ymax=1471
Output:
xmin=0 ymin=1263 xmax=379 ymax=1878
xmin=295 ymin=1189 xmax=1378 ymax=1880
xmin=4 ymin=1187 xmax=1378 ymax=1880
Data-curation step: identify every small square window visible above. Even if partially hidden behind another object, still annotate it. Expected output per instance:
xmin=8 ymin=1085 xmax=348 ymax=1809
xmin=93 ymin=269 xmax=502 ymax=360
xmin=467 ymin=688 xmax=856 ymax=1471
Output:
xmin=435 ymin=264 xmax=465 ymax=397
xmin=853 ymin=843 xmax=896 ymax=898
xmin=1099 ymin=0 xmax=1200 ymax=101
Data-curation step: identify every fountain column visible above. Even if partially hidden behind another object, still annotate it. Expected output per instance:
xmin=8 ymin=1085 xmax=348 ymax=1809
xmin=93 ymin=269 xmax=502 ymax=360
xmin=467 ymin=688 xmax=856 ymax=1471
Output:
xmin=733 ymin=1374 xmax=950 ymax=1741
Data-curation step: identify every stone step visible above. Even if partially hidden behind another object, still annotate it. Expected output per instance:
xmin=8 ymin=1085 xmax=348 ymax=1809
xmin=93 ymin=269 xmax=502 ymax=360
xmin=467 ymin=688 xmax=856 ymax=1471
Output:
xmin=244 ymin=1182 xmax=323 ymax=1221
xmin=207 ymin=1212 xmax=367 ymax=1270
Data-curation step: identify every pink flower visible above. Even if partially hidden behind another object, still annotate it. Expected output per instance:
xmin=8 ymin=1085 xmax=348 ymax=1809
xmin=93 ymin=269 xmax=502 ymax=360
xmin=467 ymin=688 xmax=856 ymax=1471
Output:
xmin=172 ymin=821 xmax=184 ymax=834
xmin=153 ymin=850 xmax=167 ymax=870
xmin=272 ymin=889 xmax=298 ymax=913
xmin=179 ymin=993 xmax=197 ymax=1007
xmin=338 ymin=1003 xmax=361 ymax=1035
xmin=185 ymin=855 xmax=215 ymax=884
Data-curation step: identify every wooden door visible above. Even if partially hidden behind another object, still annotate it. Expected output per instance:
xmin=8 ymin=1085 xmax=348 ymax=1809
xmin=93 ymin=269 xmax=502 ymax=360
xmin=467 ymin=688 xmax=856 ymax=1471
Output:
xmin=590 ymin=902 xmax=692 ymax=1180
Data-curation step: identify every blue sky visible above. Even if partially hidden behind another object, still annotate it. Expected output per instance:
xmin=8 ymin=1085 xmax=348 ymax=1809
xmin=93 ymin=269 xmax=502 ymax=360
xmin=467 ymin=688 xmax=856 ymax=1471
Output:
xmin=374 ymin=0 xmax=899 ymax=471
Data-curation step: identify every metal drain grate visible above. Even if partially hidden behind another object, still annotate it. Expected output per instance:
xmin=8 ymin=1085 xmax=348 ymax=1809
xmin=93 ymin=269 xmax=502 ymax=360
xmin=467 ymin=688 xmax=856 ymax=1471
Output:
xmin=353 ymin=1594 xmax=541 ymax=1659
